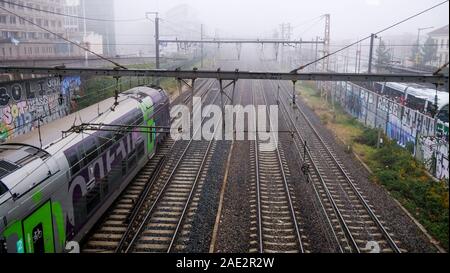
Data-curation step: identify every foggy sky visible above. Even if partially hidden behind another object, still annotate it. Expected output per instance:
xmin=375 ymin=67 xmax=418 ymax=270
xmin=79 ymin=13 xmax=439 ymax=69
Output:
xmin=114 ymin=0 xmax=449 ymax=41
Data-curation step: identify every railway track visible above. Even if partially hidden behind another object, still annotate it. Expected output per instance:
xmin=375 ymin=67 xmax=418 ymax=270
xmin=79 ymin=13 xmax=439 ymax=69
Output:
xmin=115 ymin=82 xmax=226 ymax=253
xmin=265 ymin=76 xmax=403 ymax=253
xmin=249 ymin=80 xmax=306 ymax=253
xmin=81 ymin=80 xmax=216 ymax=253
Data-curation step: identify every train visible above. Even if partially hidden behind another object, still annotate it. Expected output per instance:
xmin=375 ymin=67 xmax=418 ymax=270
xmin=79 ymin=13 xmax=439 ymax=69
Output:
xmin=0 ymin=86 xmax=170 ymax=253
xmin=374 ymin=82 xmax=449 ymax=137
xmin=373 ymin=82 xmax=449 ymax=118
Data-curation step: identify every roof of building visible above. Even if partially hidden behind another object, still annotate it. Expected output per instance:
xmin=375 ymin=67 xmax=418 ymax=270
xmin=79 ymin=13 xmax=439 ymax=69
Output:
xmin=428 ymin=25 xmax=449 ymax=36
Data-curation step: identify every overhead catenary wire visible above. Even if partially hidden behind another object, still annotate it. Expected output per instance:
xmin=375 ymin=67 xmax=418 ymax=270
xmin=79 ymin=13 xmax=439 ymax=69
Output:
xmin=0 ymin=5 xmax=128 ymax=69
xmin=0 ymin=0 xmax=146 ymax=22
xmin=290 ymin=0 xmax=449 ymax=73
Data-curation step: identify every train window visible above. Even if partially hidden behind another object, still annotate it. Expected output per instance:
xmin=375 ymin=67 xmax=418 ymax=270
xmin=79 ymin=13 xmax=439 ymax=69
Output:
xmin=83 ymin=139 xmax=98 ymax=166
xmin=67 ymin=151 xmax=81 ymax=176
xmin=86 ymin=184 xmax=101 ymax=215
xmin=99 ymin=132 xmax=114 ymax=152
xmin=127 ymin=153 xmax=136 ymax=172
xmin=137 ymin=141 xmax=145 ymax=159
xmin=0 ymin=181 xmax=7 ymax=196
xmin=114 ymin=131 xmax=125 ymax=142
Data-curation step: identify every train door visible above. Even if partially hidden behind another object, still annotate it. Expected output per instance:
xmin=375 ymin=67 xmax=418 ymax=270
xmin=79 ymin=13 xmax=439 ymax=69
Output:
xmin=22 ymin=201 xmax=55 ymax=253
xmin=139 ymin=97 xmax=155 ymax=154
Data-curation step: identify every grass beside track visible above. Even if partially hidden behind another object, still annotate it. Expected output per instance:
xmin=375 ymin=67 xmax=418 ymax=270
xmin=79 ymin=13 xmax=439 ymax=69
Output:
xmin=298 ymin=81 xmax=449 ymax=251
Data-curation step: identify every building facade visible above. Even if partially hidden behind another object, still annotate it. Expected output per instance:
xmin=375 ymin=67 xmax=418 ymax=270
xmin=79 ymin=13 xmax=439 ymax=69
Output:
xmin=0 ymin=0 xmax=84 ymax=60
xmin=428 ymin=25 xmax=449 ymax=68
xmin=82 ymin=0 xmax=116 ymax=56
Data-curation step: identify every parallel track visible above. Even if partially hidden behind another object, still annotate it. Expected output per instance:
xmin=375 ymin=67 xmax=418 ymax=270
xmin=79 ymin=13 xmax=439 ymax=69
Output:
xmin=119 ymin=82 xmax=227 ymax=253
xmin=81 ymin=80 xmax=215 ymax=253
xmin=249 ymin=80 xmax=305 ymax=253
xmin=267 ymin=76 xmax=402 ymax=253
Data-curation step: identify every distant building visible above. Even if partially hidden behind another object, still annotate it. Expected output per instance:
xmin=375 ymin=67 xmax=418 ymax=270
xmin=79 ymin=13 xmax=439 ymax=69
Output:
xmin=163 ymin=4 xmax=202 ymax=54
xmin=382 ymin=33 xmax=417 ymax=67
xmin=427 ymin=25 xmax=449 ymax=67
xmin=82 ymin=0 xmax=116 ymax=56
xmin=0 ymin=0 xmax=84 ymax=60
xmin=63 ymin=0 xmax=103 ymax=57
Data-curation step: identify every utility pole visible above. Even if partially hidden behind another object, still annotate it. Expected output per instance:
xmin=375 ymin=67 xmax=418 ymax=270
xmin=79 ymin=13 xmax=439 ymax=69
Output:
xmin=368 ymin=33 xmax=376 ymax=73
xmin=322 ymin=14 xmax=330 ymax=72
xmin=201 ymin=24 xmax=204 ymax=68
xmin=314 ymin=36 xmax=319 ymax=71
xmin=146 ymin=12 xmax=160 ymax=84
xmin=280 ymin=23 xmax=285 ymax=66
xmin=356 ymin=42 xmax=362 ymax=73
xmin=81 ymin=0 xmax=88 ymax=67
xmin=155 ymin=14 xmax=160 ymax=71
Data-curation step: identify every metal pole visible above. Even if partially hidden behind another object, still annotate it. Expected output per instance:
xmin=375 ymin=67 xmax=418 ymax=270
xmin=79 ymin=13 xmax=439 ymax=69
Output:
xmin=201 ymin=24 xmax=204 ymax=68
xmin=155 ymin=14 xmax=160 ymax=85
xmin=292 ymin=80 xmax=297 ymax=105
xmin=155 ymin=17 xmax=160 ymax=70
xmin=357 ymin=42 xmax=362 ymax=73
xmin=81 ymin=0 xmax=88 ymax=67
xmin=314 ymin=36 xmax=319 ymax=71
xmin=368 ymin=33 xmax=375 ymax=73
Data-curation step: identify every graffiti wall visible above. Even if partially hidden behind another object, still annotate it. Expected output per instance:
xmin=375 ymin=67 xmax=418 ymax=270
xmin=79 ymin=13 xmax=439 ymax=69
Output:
xmin=319 ymin=81 xmax=449 ymax=180
xmin=0 ymin=76 xmax=82 ymax=142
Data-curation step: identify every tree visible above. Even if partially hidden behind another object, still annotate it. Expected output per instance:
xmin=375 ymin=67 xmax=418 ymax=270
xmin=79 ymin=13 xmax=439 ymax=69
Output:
xmin=376 ymin=40 xmax=392 ymax=71
xmin=420 ymin=36 xmax=438 ymax=66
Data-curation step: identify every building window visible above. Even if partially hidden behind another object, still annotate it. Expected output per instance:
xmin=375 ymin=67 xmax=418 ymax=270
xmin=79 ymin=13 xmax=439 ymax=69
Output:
xmin=9 ymin=16 xmax=16 ymax=24
xmin=0 ymin=15 xmax=6 ymax=24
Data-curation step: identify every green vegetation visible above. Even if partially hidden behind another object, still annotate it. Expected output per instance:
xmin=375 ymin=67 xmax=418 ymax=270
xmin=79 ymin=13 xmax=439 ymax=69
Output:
xmin=73 ymin=60 xmax=194 ymax=111
xmin=298 ymin=81 xmax=449 ymax=250
xmin=362 ymin=132 xmax=449 ymax=250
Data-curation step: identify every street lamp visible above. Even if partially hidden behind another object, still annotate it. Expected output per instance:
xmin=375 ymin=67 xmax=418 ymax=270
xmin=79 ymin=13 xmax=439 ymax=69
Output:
xmin=415 ymin=26 xmax=434 ymax=66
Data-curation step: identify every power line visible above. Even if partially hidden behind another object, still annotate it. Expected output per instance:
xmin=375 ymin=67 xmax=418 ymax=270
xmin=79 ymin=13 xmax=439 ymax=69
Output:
xmin=290 ymin=0 xmax=449 ymax=73
xmin=0 ymin=5 xmax=127 ymax=69
xmin=292 ymin=15 xmax=324 ymax=29
xmin=0 ymin=0 xmax=146 ymax=22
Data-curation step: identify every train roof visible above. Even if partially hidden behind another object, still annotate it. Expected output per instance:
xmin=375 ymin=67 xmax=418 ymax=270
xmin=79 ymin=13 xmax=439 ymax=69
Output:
xmin=383 ymin=82 xmax=449 ymax=109
xmin=0 ymin=86 xmax=166 ymax=199
xmin=4 ymin=86 xmax=163 ymax=151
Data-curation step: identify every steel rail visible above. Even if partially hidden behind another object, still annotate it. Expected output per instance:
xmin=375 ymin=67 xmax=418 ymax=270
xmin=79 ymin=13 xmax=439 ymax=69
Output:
xmin=251 ymin=84 xmax=264 ymax=253
xmin=115 ymin=79 xmax=215 ymax=252
xmin=123 ymin=85 xmax=222 ymax=253
xmin=167 ymin=106 xmax=224 ymax=252
xmin=265 ymin=79 xmax=348 ymax=253
xmin=281 ymin=81 xmax=401 ymax=253
xmin=256 ymin=80 xmax=305 ymax=253
xmin=274 ymin=79 xmax=360 ymax=252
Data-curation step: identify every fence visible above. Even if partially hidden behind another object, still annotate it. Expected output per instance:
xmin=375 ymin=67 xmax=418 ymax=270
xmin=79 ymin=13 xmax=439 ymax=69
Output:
xmin=318 ymin=81 xmax=449 ymax=180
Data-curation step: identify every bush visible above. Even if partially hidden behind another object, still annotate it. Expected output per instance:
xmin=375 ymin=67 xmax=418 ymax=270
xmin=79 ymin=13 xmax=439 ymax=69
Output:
xmin=371 ymin=141 xmax=449 ymax=250
xmin=356 ymin=127 xmax=379 ymax=147
xmin=320 ymin=113 xmax=329 ymax=125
